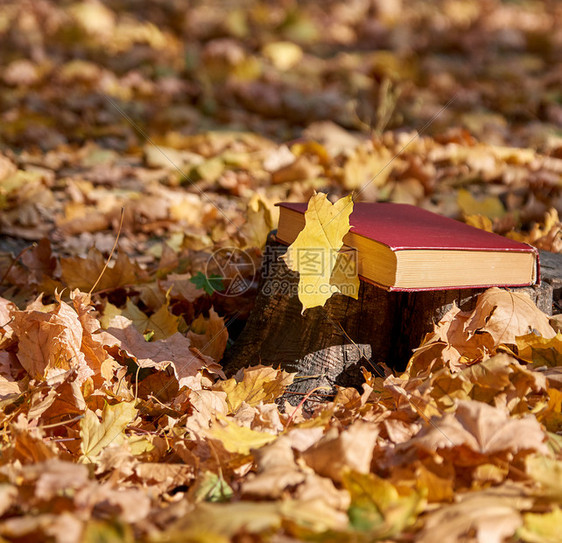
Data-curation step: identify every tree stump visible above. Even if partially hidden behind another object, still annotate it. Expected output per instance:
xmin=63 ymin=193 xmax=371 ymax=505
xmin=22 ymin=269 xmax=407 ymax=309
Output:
xmin=223 ymin=234 xmax=562 ymax=403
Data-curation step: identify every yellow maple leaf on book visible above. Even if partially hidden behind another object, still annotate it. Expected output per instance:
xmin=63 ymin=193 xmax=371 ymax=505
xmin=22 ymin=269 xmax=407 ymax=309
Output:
xmin=282 ymin=192 xmax=359 ymax=312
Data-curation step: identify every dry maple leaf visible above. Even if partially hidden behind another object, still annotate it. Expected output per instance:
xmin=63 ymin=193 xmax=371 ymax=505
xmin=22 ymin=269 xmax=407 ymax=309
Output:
xmin=71 ymin=290 xmax=111 ymax=381
xmin=343 ymin=470 xmax=423 ymax=537
xmin=10 ymin=294 xmax=94 ymax=384
xmin=214 ymin=365 xmax=295 ymax=413
xmin=0 ymin=297 xmax=16 ymax=350
xmin=102 ymin=315 xmax=225 ymax=388
xmin=302 ymin=421 xmax=379 ymax=482
xmin=205 ymin=416 xmax=277 ymax=455
xmin=465 ymin=288 xmax=556 ymax=346
xmin=185 ymin=388 xmax=228 ymax=432
xmin=408 ymin=288 xmax=556 ymax=372
xmin=120 ymin=298 xmax=180 ymax=340
xmin=74 ymin=483 xmax=151 ymax=524
xmin=187 ymin=307 xmax=228 ymax=362
xmin=410 ymin=399 xmax=548 ymax=462
xmin=417 ymin=483 xmax=533 ymax=543
xmin=60 ymin=248 xmax=147 ymax=292
xmin=80 ymin=401 xmax=137 ymax=462
xmin=241 ymin=435 xmax=306 ymax=498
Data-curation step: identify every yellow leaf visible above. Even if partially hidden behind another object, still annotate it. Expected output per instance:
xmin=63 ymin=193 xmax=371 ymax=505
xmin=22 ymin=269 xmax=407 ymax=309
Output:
xmin=99 ymin=301 xmax=122 ymax=329
xmin=343 ymin=146 xmax=392 ymax=190
xmin=215 ymin=365 xmax=295 ymax=413
xmin=282 ymin=193 xmax=356 ymax=312
xmin=80 ymin=401 xmax=137 ymax=462
xmin=537 ymin=388 xmax=562 ymax=432
xmin=518 ymin=507 xmax=562 ymax=543
xmin=516 ymin=333 xmax=562 ymax=367
xmin=457 ymin=188 xmax=505 ymax=219
xmin=464 ymin=214 xmax=493 ymax=232
xmin=330 ymin=249 xmax=360 ymax=300
xmin=206 ymin=417 xmax=277 ymax=455
xmin=163 ymin=501 xmax=281 ymax=540
xmin=262 ymin=41 xmax=303 ymax=71
xmin=526 ymin=455 xmax=562 ymax=500
xmin=343 ymin=470 xmax=424 ymax=536
xmin=240 ymin=193 xmax=278 ymax=249
xmin=122 ymin=299 xmax=179 ymax=340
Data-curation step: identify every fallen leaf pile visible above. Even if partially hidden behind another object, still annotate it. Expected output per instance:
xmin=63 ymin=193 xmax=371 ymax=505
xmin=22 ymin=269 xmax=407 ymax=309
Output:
xmin=1 ymin=0 xmax=562 ymax=541
xmin=1 ymin=278 xmax=562 ymax=541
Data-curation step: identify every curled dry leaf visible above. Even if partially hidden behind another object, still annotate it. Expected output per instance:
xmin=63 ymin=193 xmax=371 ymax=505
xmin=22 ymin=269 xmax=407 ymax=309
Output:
xmin=102 ymin=315 xmax=225 ymax=388
xmin=302 ymin=421 xmax=379 ymax=482
xmin=241 ymin=435 xmax=305 ymax=498
xmin=187 ymin=307 xmax=228 ymax=362
xmin=60 ymin=248 xmax=147 ymax=292
xmin=416 ymin=483 xmax=533 ymax=543
xmin=465 ymin=288 xmax=556 ymax=346
xmin=10 ymin=294 xmax=94 ymax=384
xmin=409 ymin=288 xmax=556 ymax=372
xmin=410 ymin=399 xmax=548 ymax=463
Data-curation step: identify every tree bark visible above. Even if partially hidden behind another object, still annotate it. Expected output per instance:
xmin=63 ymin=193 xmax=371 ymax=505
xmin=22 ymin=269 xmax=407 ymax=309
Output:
xmin=223 ymin=235 xmax=561 ymax=403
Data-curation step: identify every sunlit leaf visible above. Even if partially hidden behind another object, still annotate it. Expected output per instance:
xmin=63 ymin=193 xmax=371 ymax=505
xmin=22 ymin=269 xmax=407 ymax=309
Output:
xmin=80 ymin=401 xmax=137 ymax=462
xmin=282 ymin=193 xmax=357 ymax=311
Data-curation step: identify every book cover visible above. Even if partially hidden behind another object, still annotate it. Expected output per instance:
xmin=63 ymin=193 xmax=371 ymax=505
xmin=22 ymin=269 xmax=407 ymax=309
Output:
xmin=276 ymin=201 xmax=540 ymax=291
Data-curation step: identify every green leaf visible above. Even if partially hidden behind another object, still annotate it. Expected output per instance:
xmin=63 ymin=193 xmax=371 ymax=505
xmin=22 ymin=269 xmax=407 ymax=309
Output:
xmin=193 ymin=471 xmax=234 ymax=503
xmin=190 ymin=272 xmax=224 ymax=295
xmin=343 ymin=470 xmax=423 ymax=537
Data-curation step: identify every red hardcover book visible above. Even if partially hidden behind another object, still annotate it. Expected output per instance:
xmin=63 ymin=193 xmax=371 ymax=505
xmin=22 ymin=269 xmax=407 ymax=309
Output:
xmin=276 ymin=201 xmax=539 ymax=291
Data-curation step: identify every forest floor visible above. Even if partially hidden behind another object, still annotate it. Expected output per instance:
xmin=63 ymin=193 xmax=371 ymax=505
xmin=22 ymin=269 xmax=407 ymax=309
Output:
xmin=1 ymin=1 xmax=562 ymax=541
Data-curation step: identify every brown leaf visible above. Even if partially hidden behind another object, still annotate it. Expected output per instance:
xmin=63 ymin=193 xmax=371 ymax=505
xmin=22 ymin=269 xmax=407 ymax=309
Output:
xmin=134 ymin=463 xmax=196 ymax=493
xmin=0 ymin=512 xmax=83 ymax=543
xmin=74 ymin=483 xmax=151 ymax=524
xmin=10 ymin=294 xmax=94 ymax=383
xmin=60 ymin=248 xmax=147 ymax=292
xmin=416 ymin=483 xmax=532 ymax=543
xmin=20 ymin=238 xmax=56 ymax=284
xmin=0 ymin=297 xmax=16 ymax=350
xmin=465 ymin=288 xmax=556 ymax=346
xmin=271 ymin=154 xmax=322 ymax=184
xmin=410 ymin=399 xmax=548 ymax=463
xmin=185 ymin=389 xmax=228 ymax=432
xmin=25 ymin=459 xmax=90 ymax=501
xmin=160 ymin=273 xmax=206 ymax=303
xmin=102 ymin=315 xmax=225 ymax=387
xmin=9 ymin=416 xmax=58 ymax=464
xmin=302 ymin=421 xmax=379 ymax=482
xmin=187 ymin=307 xmax=228 ymax=362
xmin=71 ymin=290 xmax=110 ymax=381
xmin=241 ymin=436 xmax=306 ymax=498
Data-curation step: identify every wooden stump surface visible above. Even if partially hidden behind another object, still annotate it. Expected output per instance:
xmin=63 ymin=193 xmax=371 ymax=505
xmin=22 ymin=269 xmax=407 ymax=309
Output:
xmin=223 ymin=235 xmax=562 ymax=403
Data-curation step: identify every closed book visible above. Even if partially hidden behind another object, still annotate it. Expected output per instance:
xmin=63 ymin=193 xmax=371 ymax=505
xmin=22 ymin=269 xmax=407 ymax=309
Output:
xmin=275 ymin=201 xmax=539 ymax=291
